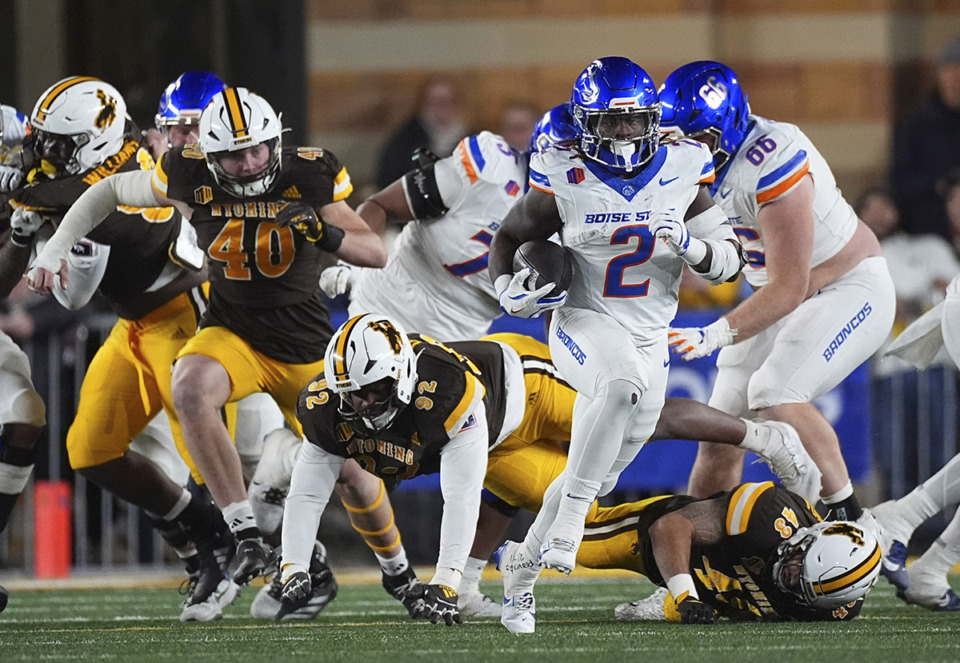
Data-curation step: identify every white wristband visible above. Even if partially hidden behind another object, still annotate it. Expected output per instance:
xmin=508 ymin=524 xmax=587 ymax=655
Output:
xmin=680 ymin=236 xmax=708 ymax=266
xmin=666 ymin=573 xmax=699 ymax=602
xmin=430 ymin=567 xmax=462 ymax=592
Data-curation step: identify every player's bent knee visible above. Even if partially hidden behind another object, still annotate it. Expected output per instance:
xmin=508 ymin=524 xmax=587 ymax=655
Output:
xmin=9 ymin=390 xmax=46 ymax=429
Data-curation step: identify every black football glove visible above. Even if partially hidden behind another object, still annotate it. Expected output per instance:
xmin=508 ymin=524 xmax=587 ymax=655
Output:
xmin=676 ymin=595 xmax=717 ymax=624
xmin=412 ymin=583 xmax=462 ymax=626
xmin=381 ymin=568 xmax=423 ymax=619
xmin=281 ymin=571 xmax=312 ymax=604
xmin=275 ymin=201 xmax=344 ymax=251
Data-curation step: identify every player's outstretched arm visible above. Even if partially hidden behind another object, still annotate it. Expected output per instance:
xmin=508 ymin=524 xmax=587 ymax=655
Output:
xmin=317 ymin=200 xmax=387 ymax=268
xmin=26 ymin=170 xmax=170 ymax=294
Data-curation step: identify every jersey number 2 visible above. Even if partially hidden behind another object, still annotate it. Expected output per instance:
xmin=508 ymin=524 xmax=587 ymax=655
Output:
xmin=603 ymin=225 xmax=655 ymax=297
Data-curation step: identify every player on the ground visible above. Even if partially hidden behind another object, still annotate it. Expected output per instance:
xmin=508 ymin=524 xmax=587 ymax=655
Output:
xmin=488 ymin=56 xmax=745 ymax=632
xmin=25 ymin=87 xmax=390 ymax=588
xmin=658 ymin=61 xmax=896 ymax=524
xmin=277 ymin=314 xmax=815 ymax=627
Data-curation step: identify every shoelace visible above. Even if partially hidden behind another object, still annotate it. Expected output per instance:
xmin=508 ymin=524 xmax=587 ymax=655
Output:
xmin=511 ymin=592 xmax=535 ymax=613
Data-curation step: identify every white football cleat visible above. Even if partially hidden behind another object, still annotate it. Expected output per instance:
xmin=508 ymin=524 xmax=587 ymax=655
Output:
xmin=899 ymin=562 xmax=960 ymax=612
xmin=496 ymin=540 xmax=541 ymax=634
xmin=756 ymin=420 xmax=821 ymax=505
xmin=538 ymin=536 xmax=579 ymax=575
xmin=615 ymin=586 xmax=668 ymax=622
xmin=457 ymin=588 xmax=502 ymax=618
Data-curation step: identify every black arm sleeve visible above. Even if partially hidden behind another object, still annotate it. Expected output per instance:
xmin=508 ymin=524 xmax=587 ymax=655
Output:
xmin=402 ymin=163 xmax=449 ymax=221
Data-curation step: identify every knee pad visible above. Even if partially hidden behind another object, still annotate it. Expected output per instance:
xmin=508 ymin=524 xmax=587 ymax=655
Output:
xmin=251 ymin=428 xmax=302 ymax=489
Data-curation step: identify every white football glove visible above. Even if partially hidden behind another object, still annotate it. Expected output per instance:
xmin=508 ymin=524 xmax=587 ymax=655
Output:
xmin=668 ymin=318 xmax=737 ymax=360
xmin=0 ymin=165 xmax=23 ymax=193
xmin=650 ymin=208 xmax=706 ymax=264
xmin=9 ymin=207 xmax=45 ymax=247
xmin=319 ymin=262 xmax=355 ymax=298
xmin=496 ymin=268 xmax=567 ymax=319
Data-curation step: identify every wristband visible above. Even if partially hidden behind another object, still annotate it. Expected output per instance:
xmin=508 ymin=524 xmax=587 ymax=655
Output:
xmin=316 ymin=223 xmax=345 ymax=253
xmin=666 ymin=573 xmax=699 ymax=602
xmin=9 ymin=230 xmax=34 ymax=248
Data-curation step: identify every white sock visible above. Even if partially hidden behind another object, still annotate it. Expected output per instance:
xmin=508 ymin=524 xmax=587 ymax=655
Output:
xmin=822 ymin=481 xmax=854 ymax=505
xmin=222 ymin=500 xmax=257 ymax=535
xmin=737 ymin=419 xmax=768 ymax=454
xmin=551 ymin=476 xmax=601 ymax=539
xmin=460 ymin=556 xmax=486 ymax=594
xmin=376 ymin=548 xmax=409 ymax=576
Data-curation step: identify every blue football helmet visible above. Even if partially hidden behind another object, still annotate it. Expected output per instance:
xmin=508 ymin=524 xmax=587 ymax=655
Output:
xmin=570 ymin=57 xmax=660 ymax=172
xmin=155 ymin=71 xmax=227 ymax=129
xmin=528 ymin=103 xmax=577 ymax=153
xmin=659 ymin=61 xmax=751 ymax=171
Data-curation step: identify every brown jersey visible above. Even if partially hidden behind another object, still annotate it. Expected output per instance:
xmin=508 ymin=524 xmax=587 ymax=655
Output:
xmin=153 ymin=145 xmax=351 ymax=362
xmin=630 ymin=482 xmax=862 ymax=622
xmin=13 ymin=122 xmax=200 ymax=319
xmin=297 ymin=335 xmax=507 ymax=490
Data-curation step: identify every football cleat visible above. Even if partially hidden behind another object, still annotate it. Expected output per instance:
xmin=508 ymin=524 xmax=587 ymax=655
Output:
xmin=614 ymin=586 xmax=669 ymax=622
xmin=898 ymin=581 xmax=960 ymax=612
xmin=251 ymin=541 xmax=338 ymax=620
xmin=382 ymin=566 xmax=422 ymax=619
xmin=456 ymin=588 xmax=502 ymax=618
xmin=496 ymin=540 xmax=541 ymax=634
xmin=755 ymin=420 xmax=822 ymax=505
xmin=538 ymin=535 xmax=579 ymax=575
xmin=880 ymin=540 xmax=910 ymax=591
xmin=179 ymin=548 xmax=240 ymax=622
xmin=230 ymin=538 xmax=275 ymax=585
xmin=0 ymin=584 xmax=8 ymax=613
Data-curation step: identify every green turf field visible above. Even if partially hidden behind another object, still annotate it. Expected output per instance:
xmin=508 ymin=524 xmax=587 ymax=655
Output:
xmin=0 ymin=574 xmax=957 ymax=662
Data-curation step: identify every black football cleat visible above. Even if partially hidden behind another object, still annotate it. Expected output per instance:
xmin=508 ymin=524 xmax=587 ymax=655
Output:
xmin=230 ymin=538 xmax=275 ymax=585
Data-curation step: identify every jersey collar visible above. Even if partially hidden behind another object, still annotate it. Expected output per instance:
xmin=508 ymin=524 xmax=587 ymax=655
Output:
xmin=582 ymin=146 xmax=667 ymax=202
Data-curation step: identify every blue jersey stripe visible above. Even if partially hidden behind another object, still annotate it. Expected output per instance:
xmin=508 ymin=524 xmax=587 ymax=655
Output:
xmin=757 ymin=150 xmax=807 ymax=191
xmin=529 ymin=167 xmax=551 ymax=188
xmin=468 ymin=135 xmax=486 ymax=172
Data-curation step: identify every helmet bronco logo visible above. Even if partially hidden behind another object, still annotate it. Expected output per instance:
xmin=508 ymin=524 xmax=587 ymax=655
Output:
xmin=368 ymin=320 xmax=404 ymax=354
xmin=95 ymin=89 xmax=118 ymax=129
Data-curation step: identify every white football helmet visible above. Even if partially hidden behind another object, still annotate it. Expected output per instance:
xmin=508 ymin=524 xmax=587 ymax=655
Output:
xmin=29 ymin=76 xmax=127 ymax=176
xmin=324 ymin=314 xmax=418 ymax=431
xmin=772 ymin=520 xmax=881 ymax=609
xmin=198 ymin=87 xmax=282 ymax=198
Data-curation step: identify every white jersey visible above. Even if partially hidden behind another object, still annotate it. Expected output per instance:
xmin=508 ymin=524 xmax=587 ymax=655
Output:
xmin=529 ymin=140 xmax=716 ymax=343
xmin=713 ymin=116 xmax=858 ymax=288
xmin=351 ymin=131 xmax=527 ymax=340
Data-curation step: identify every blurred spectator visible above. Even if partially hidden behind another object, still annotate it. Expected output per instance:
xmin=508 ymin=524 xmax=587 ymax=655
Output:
xmin=497 ymin=101 xmax=539 ymax=152
xmin=937 ymin=167 xmax=960 ymax=255
xmin=889 ymin=38 xmax=960 ymax=241
xmin=856 ymin=186 xmax=959 ymax=332
xmin=374 ymin=75 xmax=472 ymax=188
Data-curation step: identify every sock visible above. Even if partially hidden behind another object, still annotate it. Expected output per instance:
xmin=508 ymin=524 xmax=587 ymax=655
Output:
xmin=146 ymin=514 xmax=196 ymax=558
xmin=821 ymin=482 xmax=862 ymax=521
xmin=550 ymin=476 xmax=601 ymax=539
xmin=911 ymin=536 xmax=960 ymax=580
xmin=376 ymin=547 xmax=409 ymax=576
xmin=460 ymin=556 xmax=487 ymax=594
xmin=737 ymin=419 xmax=769 ymax=453
xmin=222 ymin=500 xmax=260 ymax=540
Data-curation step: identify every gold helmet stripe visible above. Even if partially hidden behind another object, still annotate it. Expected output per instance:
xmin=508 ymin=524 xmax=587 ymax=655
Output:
xmin=35 ymin=76 xmax=100 ymax=122
xmin=333 ymin=314 xmax=367 ymax=380
xmin=814 ymin=542 xmax=882 ymax=595
xmin=222 ymin=88 xmax=248 ymax=139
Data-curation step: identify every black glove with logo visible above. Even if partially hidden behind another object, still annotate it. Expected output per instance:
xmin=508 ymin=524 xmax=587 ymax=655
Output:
xmin=275 ymin=201 xmax=344 ymax=252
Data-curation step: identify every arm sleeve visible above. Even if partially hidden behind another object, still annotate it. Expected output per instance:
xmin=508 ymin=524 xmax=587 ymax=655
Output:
xmin=280 ymin=441 xmax=345 ymax=579
xmin=686 ymin=205 xmax=745 ymax=285
xmin=431 ymin=400 xmax=489 ymax=590
xmin=31 ymin=170 xmax=157 ymax=273
xmin=31 ymin=224 xmax=109 ymax=310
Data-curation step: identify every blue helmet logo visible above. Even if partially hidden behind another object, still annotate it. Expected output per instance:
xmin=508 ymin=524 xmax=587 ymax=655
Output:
xmin=528 ymin=103 xmax=577 ymax=153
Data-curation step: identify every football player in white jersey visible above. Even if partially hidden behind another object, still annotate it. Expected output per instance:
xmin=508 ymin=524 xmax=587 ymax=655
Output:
xmin=658 ymin=61 xmax=896 ymax=523
xmin=320 ymin=104 xmax=580 ymax=341
xmin=488 ymin=57 xmax=745 ymax=633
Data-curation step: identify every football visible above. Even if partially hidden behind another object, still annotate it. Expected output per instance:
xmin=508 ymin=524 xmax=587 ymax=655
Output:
xmin=512 ymin=239 xmax=574 ymax=298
